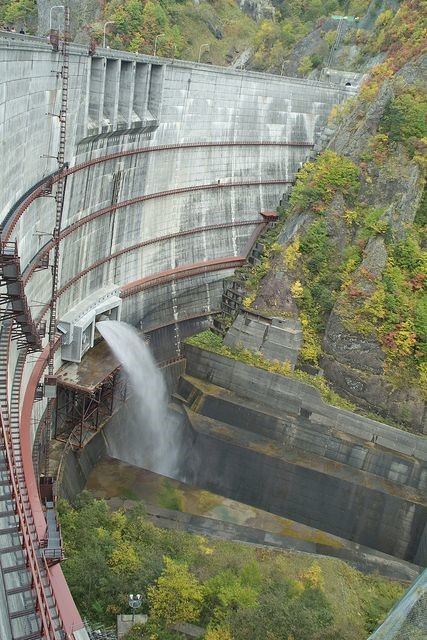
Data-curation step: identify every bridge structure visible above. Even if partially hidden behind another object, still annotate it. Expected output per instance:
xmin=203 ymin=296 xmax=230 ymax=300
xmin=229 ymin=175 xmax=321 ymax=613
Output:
xmin=0 ymin=26 xmax=356 ymax=640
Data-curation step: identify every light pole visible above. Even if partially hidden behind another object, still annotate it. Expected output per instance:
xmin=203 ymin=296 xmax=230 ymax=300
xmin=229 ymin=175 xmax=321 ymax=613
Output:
xmin=103 ymin=21 xmax=114 ymax=49
xmin=198 ymin=43 xmax=210 ymax=63
xmin=49 ymin=5 xmax=64 ymax=33
xmin=128 ymin=593 xmax=142 ymax=623
xmin=154 ymin=33 xmax=165 ymax=57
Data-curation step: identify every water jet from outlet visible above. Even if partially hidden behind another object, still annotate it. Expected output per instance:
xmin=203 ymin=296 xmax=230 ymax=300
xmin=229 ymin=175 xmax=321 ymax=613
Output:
xmin=97 ymin=320 xmax=180 ymax=477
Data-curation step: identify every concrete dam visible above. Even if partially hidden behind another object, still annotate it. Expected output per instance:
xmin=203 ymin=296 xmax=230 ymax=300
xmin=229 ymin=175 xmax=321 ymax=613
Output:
xmin=1 ymin=30 xmax=425 ymax=640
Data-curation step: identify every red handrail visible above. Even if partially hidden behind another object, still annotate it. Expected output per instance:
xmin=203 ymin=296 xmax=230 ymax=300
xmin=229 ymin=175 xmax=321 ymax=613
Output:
xmin=1 ymin=139 xmax=310 ymax=242
xmin=0 ymin=408 xmax=62 ymax=639
xmin=24 ymin=218 xmax=259 ymax=285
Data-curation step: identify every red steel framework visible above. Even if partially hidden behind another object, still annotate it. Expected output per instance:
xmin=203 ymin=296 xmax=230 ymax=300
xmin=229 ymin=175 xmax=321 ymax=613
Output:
xmin=0 ymin=9 xmax=85 ymax=638
xmin=0 ymin=323 xmax=69 ymax=640
xmin=0 ymin=411 xmax=65 ymax=640
xmin=19 ymin=338 xmax=84 ymax=637
xmin=121 ymin=257 xmax=246 ymax=298
xmin=0 ymin=241 xmax=43 ymax=351
xmin=34 ymin=257 xmax=246 ymax=324
xmin=54 ymin=369 xmax=125 ymax=450
xmin=4 ymin=211 xmax=274 ymax=639
xmin=143 ymin=310 xmax=219 ymax=335
xmin=24 ymin=219 xmax=259 ymax=285
xmin=12 ymin=176 xmax=291 ymax=251
xmin=43 ymin=6 xmax=70 ymax=481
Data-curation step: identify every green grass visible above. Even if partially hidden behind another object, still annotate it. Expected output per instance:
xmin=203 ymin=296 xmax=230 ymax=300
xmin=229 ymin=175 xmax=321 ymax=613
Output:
xmin=158 ymin=479 xmax=184 ymax=512
xmin=119 ymin=487 xmax=139 ymax=501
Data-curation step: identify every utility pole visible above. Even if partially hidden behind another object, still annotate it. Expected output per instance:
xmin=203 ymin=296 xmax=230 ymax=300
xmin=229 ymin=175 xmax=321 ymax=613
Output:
xmin=103 ymin=21 xmax=114 ymax=48
xmin=154 ymin=33 xmax=165 ymax=57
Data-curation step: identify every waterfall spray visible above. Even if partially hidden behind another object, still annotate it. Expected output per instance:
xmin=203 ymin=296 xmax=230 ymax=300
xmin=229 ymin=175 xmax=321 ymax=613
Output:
xmin=97 ymin=320 xmax=181 ymax=476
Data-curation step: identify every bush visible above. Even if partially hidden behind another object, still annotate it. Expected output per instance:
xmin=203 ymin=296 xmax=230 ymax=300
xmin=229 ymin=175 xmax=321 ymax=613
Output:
xmin=59 ymin=494 xmax=405 ymax=636
xmin=148 ymin=557 xmax=204 ymax=627
xmin=380 ymin=89 xmax=427 ymax=148
xmin=289 ymin=151 xmax=359 ymax=214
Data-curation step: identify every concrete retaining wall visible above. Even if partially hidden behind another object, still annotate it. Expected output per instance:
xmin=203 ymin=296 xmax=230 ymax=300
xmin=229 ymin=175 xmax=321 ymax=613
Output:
xmin=185 ymin=344 xmax=427 ymax=466
xmin=183 ymin=345 xmax=427 ymax=563
xmin=57 ymin=398 xmax=422 ymax=581
xmin=183 ymin=412 xmax=425 ymax=562
xmin=224 ymin=311 xmax=302 ymax=367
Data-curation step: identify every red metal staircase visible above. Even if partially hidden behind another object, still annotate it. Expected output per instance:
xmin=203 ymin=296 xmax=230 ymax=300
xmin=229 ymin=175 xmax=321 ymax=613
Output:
xmin=0 ymin=242 xmax=42 ymax=352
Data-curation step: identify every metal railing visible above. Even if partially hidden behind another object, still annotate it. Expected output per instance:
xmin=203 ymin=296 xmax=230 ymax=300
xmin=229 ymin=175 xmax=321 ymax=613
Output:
xmin=2 ymin=140 xmax=301 ymax=242
xmin=0 ymin=405 xmax=64 ymax=639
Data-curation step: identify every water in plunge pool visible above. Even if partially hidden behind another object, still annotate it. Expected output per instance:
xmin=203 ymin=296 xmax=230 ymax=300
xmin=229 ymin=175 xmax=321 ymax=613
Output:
xmin=96 ymin=320 xmax=182 ymax=477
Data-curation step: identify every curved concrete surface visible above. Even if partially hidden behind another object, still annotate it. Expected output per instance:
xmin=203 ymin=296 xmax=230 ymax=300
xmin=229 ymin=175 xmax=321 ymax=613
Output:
xmin=0 ymin=30 xmax=354 ymax=638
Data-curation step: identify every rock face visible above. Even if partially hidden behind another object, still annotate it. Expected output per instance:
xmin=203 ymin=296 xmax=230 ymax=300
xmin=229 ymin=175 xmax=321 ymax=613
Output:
xmin=323 ymin=312 xmax=385 ymax=376
xmin=250 ymin=54 xmax=426 ymax=432
xmin=280 ymin=27 xmax=327 ymax=78
xmin=37 ymin=0 xmax=102 ymax=42
xmin=237 ymin=0 xmax=274 ymax=21
xmin=251 ymin=211 xmax=314 ymax=315
xmin=321 ymin=353 xmax=426 ymax=430
xmin=320 ymin=58 xmax=426 ymax=432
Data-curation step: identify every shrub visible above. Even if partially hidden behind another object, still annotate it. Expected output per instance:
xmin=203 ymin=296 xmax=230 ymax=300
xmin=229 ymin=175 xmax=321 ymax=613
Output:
xmin=298 ymin=55 xmax=314 ymax=75
xmin=148 ymin=557 xmax=204 ymax=627
xmin=359 ymin=208 xmax=388 ymax=237
xmin=289 ymin=151 xmax=359 ymax=214
xmin=291 ymin=280 xmax=304 ymax=298
xmin=284 ymin=236 xmax=301 ymax=270
xmin=380 ymin=90 xmax=427 ymax=147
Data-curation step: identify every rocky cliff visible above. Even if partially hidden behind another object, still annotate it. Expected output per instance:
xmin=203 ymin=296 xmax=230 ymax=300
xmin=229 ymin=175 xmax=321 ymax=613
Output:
xmin=244 ymin=6 xmax=426 ymax=432
xmin=320 ymin=56 xmax=426 ymax=430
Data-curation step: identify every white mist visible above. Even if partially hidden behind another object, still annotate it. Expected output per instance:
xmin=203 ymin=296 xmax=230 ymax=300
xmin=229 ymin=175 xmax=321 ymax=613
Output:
xmin=96 ymin=320 xmax=180 ymax=477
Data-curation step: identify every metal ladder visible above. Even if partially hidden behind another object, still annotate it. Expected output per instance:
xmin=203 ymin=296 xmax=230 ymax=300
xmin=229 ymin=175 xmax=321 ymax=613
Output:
xmin=44 ymin=5 xmax=70 ymax=479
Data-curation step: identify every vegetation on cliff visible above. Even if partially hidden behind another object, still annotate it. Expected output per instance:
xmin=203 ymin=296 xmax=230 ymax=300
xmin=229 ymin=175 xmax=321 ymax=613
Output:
xmin=1 ymin=0 xmax=374 ymax=71
xmin=251 ymin=0 xmax=371 ymax=71
xmin=59 ymin=492 xmax=405 ymax=639
xmin=281 ymin=143 xmax=426 ymax=387
xmin=97 ymin=0 xmax=258 ymax=63
xmin=0 ymin=0 xmax=36 ymax=26
xmin=239 ymin=1 xmax=426 ymax=428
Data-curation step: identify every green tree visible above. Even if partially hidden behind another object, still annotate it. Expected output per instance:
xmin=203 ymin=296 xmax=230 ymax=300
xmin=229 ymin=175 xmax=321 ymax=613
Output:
xmin=2 ymin=0 xmax=36 ymax=24
xmin=381 ymin=90 xmax=427 ymax=144
xmin=205 ymin=569 xmax=259 ymax=622
xmin=298 ymin=55 xmax=314 ymax=75
xmin=231 ymin=579 xmax=333 ymax=640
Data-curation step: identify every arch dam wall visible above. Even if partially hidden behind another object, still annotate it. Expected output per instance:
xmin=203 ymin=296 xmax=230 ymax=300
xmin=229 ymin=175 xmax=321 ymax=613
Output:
xmin=0 ymin=33 xmax=354 ymax=639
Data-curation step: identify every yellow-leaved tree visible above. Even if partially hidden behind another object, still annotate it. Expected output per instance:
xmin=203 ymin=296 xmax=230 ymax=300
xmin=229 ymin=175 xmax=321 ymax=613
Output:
xmin=204 ymin=626 xmax=233 ymax=640
xmin=148 ymin=556 xmax=204 ymax=627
